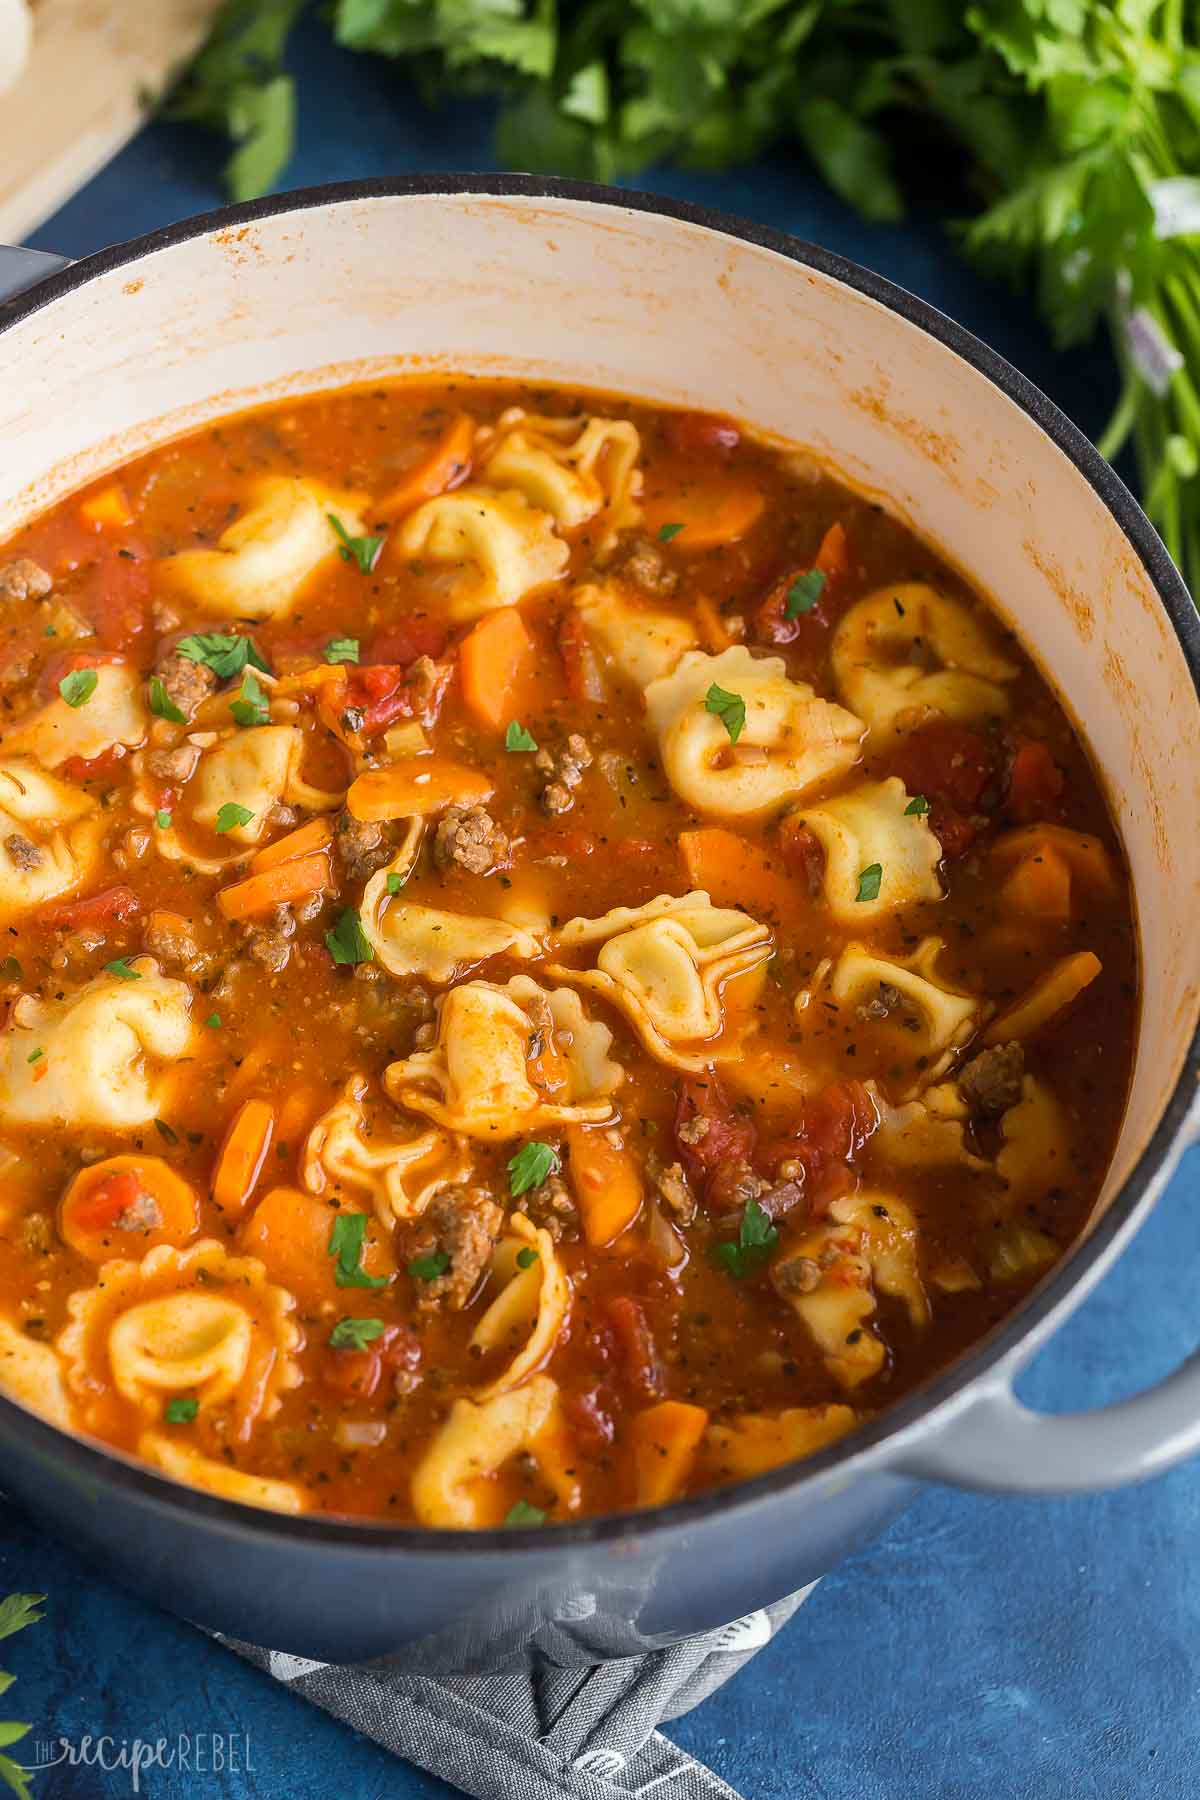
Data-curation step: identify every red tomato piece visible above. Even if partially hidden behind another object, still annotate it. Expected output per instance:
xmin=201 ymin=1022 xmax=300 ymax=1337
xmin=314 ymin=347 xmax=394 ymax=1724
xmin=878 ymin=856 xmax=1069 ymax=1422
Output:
xmin=367 ymin=617 xmax=448 ymax=666
xmin=753 ymin=522 xmax=851 ymax=647
xmin=663 ymin=411 xmax=740 ymax=456
xmin=889 ymin=722 xmax=998 ymax=861
xmin=342 ymin=664 xmax=414 ymax=735
xmin=557 ymin=610 xmax=605 ymax=704
xmin=323 ymin=1323 xmax=420 ymax=1399
xmin=1003 ymin=736 xmax=1065 ymax=825
xmin=37 ymin=885 xmax=143 ymax=930
xmin=604 ymin=1297 xmax=665 ymax=1404
xmin=674 ymin=1074 xmax=757 ymax=1208
xmin=565 ymin=1385 xmax=617 ymax=1451
xmin=777 ymin=817 xmax=826 ymax=896
xmin=61 ymin=744 xmax=129 ymax=783
xmin=758 ymin=1080 xmax=879 ymax=1214
xmin=72 ymin=1169 xmax=142 ymax=1233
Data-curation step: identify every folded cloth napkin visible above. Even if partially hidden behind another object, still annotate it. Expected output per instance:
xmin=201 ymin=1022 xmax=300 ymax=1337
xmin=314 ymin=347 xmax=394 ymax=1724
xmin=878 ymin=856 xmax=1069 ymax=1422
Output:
xmin=218 ymin=1585 xmax=812 ymax=1800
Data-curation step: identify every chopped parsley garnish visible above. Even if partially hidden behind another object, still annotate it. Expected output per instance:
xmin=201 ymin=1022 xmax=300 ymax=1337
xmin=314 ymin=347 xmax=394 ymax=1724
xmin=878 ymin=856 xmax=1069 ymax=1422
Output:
xmin=104 ymin=958 xmax=141 ymax=982
xmin=784 ymin=568 xmax=826 ymax=618
xmin=26 ymin=1048 xmax=43 ymax=1065
xmin=155 ymin=1119 xmax=179 ymax=1146
xmin=407 ymin=1250 xmax=450 ymax=1282
xmin=324 ymin=636 xmax=360 ymax=664
xmin=710 ymin=1196 xmax=778 ymax=1279
xmin=325 ymin=906 xmax=373 ymax=966
xmin=385 ymin=872 xmax=406 ymax=896
xmin=148 ymin=675 xmax=187 ymax=723
xmin=505 ymin=721 xmax=538 ymax=753
xmin=904 ymin=794 xmax=930 ymax=817
xmin=328 ymin=1212 xmax=387 ymax=1290
xmin=165 ymin=1397 xmax=198 ymax=1424
xmin=704 ymin=682 xmax=746 ymax=744
xmin=176 ymin=632 xmax=270 ymax=680
xmin=508 ymin=1140 xmax=560 ymax=1197
xmin=856 ymin=862 xmax=883 ymax=903
xmin=155 ymin=809 xmax=172 ymax=830
xmin=329 ymin=1317 xmax=385 ymax=1351
xmin=205 ymin=1012 xmax=222 ymax=1028
xmin=328 ymin=513 xmax=384 ymax=575
xmin=58 ymin=669 xmax=97 ymax=708
xmin=657 ymin=521 xmax=685 ymax=542
xmin=215 ymin=801 xmax=254 ymax=834
xmin=515 ymin=1246 xmax=540 ymax=1270
xmin=229 ymin=668 xmax=270 ymax=728
xmin=504 ymin=1500 xmax=547 ymax=1528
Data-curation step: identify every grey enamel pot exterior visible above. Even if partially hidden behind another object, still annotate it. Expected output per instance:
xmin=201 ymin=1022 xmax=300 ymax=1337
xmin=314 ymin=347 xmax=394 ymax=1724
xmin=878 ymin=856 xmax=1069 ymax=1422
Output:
xmin=1 ymin=179 xmax=1199 ymax=1668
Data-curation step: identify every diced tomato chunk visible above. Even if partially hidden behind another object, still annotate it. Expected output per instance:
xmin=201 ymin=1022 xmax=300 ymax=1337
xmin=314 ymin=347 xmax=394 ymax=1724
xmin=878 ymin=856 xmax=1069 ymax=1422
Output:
xmin=663 ymin=411 xmax=740 ymax=456
xmin=72 ymin=1170 xmax=142 ymax=1233
xmin=61 ymin=744 xmax=128 ymax=783
xmin=889 ymin=722 xmax=998 ymax=861
xmin=1003 ymin=735 xmax=1065 ymax=825
xmin=366 ymin=617 xmax=448 ymax=666
xmin=565 ymin=1384 xmax=617 ymax=1450
xmin=753 ymin=522 xmax=851 ymax=647
xmin=323 ymin=1323 xmax=420 ymax=1399
xmin=557 ymin=610 xmax=605 ymax=704
xmin=777 ymin=817 xmax=826 ymax=896
xmin=758 ymin=1080 xmax=878 ymax=1215
xmin=341 ymin=664 xmax=414 ymax=735
xmin=674 ymin=1074 xmax=757 ymax=1208
xmin=604 ymin=1296 xmax=665 ymax=1404
xmin=36 ymin=884 xmax=143 ymax=930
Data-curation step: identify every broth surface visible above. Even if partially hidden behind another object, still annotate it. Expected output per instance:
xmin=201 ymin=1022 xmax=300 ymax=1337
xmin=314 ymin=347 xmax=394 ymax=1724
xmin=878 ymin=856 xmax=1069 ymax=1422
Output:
xmin=0 ymin=381 xmax=1136 ymax=1525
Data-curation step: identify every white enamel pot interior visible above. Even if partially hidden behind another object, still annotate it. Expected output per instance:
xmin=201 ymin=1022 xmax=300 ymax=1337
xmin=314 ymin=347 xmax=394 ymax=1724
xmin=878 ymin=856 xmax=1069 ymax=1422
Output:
xmin=0 ymin=177 xmax=1199 ymax=1540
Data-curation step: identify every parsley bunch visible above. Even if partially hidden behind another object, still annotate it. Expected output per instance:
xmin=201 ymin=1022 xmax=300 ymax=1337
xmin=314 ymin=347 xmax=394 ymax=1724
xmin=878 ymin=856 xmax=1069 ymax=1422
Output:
xmin=175 ymin=2 xmax=1200 ymax=593
xmin=0 ymin=1592 xmax=45 ymax=1800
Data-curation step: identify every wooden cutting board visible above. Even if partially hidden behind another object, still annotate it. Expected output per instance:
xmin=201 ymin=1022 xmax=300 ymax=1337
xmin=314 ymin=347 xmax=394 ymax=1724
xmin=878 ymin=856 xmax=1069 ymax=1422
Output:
xmin=0 ymin=0 xmax=224 ymax=243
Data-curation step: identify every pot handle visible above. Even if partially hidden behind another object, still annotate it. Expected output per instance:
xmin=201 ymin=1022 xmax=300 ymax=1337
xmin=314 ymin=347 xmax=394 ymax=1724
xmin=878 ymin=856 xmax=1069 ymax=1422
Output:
xmin=894 ymin=1352 xmax=1200 ymax=1494
xmin=0 ymin=244 xmax=69 ymax=305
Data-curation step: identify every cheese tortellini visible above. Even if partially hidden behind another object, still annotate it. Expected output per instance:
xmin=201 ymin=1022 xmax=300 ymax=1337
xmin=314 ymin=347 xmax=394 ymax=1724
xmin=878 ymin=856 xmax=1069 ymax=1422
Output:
xmin=302 ymin=1075 xmax=473 ymax=1227
xmin=59 ymin=1240 xmax=301 ymax=1435
xmin=996 ymin=1076 xmax=1072 ymax=1206
xmin=138 ymin=1432 xmax=307 ymax=1514
xmin=0 ymin=661 xmax=146 ymax=769
xmin=482 ymin=411 xmax=642 ymax=548
xmin=395 ymin=486 xmax=569 ymax=621
xmin=779 ymin=1190 xmax=927 ymax=1390
xmin=822 ymin=938 xmax=984 ymax=1092
xmin=0 ymin=960 xmax=193 ymax=1130
xmin=702 ymin=1405 xmax=860 ymax=1483
xmin=162 ymin=476 xmax=366 ymax=619
xmin=794 ymin=777 xmax=943 ymax=922
xmin=469 ymin=1212 xmax=571 ymax=1402
xmin=832 ymin=582 xmax=1018 ymax=742
xmin=410 ymin=1373 xmax=579 ymax=1528
xmin=550 ymin=891 xmax=772 ymax=1071
xmin=0 ymin=1314 xmax=71 ymax=1428
xmin=575 ymin=581 xmax=698 ymax=688
xmin=645 ymin=645 xmax=863 ymax=818
xmin=386 ymin=975 xmax=622 ymax=1140
xmin=360 ymin=869 xmax=540 ymax=984
xmin=0 ymin=759 xmax=103 ymax=923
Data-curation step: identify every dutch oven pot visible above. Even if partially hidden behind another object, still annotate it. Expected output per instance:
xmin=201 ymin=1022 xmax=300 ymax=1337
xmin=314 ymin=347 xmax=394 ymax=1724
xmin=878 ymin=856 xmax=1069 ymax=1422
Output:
xmin=0 ymin=179 xmax=1198 ymax=1669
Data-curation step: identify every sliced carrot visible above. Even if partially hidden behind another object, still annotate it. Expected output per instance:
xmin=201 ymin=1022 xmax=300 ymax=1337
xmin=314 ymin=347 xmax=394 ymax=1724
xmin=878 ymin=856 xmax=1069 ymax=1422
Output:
xmin=565 ymin=1124 xmax=643 ymax=1247
xmin=217 ymin=851 xmax=331 ymax=922
xmin=459 ymin=607 xmax=532 ymax=730
xmin=999 ymin=846 xmax=1072 ymax=921
xmin=376 ymin=411 xmax=474 ymax=521
xmin=251 ymin=816 xmax=333 ymax=874
xmin=275 ymin=1083 xmax=325 ymax=1150
xmin=814 ymin=519 xmax=850 ymax=582
xmin=79 ymin=483 xmax=134 ymax=531
xmin=694 ymin=594 xmax=734 ymax=652
xmin=644 ymin=477 xmax=764 ymax=550
xmin=222 ymin=1042 xmax=275 ymax=1108
xmin=60 ymin=1155 xmax=199 ymax=1263
xmin=631 ymin=1400 xmax=709 ymax=1506
xmin=679 ymin=826 xmax=801 ymax=926
xmin=982 ymin=951 xmax=1102 ymax=1046
xmin=239 ymin=1186 xmax=393 ymax=1306
xmin=346 ymin=758 xmax=493 ymax=822
xmin=212 ymin=1098 xmax=276 ymax=1218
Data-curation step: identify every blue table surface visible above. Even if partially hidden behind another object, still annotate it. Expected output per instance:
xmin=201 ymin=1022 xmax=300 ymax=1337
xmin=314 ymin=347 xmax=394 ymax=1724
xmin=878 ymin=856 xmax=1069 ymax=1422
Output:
xmin=4 ymin=18 xmax=1197 ymax=1799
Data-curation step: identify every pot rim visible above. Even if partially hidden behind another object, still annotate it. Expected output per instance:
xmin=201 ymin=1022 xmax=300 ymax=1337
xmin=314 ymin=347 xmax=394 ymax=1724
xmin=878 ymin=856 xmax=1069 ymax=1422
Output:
xmin=2 ymin=172 xmax=1197 ymax=1554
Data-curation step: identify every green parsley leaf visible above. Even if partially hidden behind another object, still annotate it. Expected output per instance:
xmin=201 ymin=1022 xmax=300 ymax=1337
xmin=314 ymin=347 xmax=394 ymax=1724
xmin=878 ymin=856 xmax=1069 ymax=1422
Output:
xmin=155 ymin=809 xmax=173 ymax=830
xmin=0 ymin=1594 xmax=45 ymax=1644
xmin=58 ymin=668 xmax=97 ymax=708
xmin=385 ymin=872 xmax=406 ymax=896
xmin=155 ymin=1118 xmax=179 ymax=1146
xmin=784 ymin=568 xmax=826 ymax=618
xmin=328 ymin=1212 xmax=387 ymax=1290
xmin=324 ymin=636 xmax=360 ymax=665
xmin=176 ymin=632 xmax=270 ymax=680
xmin=215 ymin=801 xmax=254 ymax=834
xmin=657 ymin=522 xmax=685 ymax=542
xmin=230 ymin=668 xmax=270 ymax=728
xmin=325 ymin=906 xmax=373 ymax=966
xmin=329 ymin=1317 xmax=385 ymax=1351
xmin=148 ymin=674 xmax=187 ymax=723
xmin=328 ymin=513 xmax=384 ymax=575
xmin=904 ymin=795 xmax=931 ymax=817
xmin=704 ymin=682 xmax=746 ymax=745
xmin=856 ymin=862 xmax=883 ymax=903
xmin=205 ymin=1012 xmax=222 ymax=1028
xmin=508 ymin=1140 xmax=560 ymax=1197
xmin=505 ymin=721 xmax=538 ymax=752
xmin=104 ymin=958 xmax=141 ymax=982
xmin=25 ymin=1050 xmax=42 ymax=1065
xmin=407 ymin=1250 xmax=450 ymax=1282
xmin=164 ymin=1397 xmax=198 ymax=1425
xmin=709 ymin=1196 xmax=779 ymax=1280
xmin=503 ymin=1500 xmax=547 ymax=1528
xmin=515 ymin=1246 xmax=540 ymax=1270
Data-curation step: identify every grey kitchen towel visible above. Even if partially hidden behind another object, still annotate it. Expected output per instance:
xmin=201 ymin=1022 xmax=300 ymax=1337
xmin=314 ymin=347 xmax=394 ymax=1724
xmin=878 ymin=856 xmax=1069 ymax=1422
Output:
xmin=217 ymin=1585 xmax=812 ymax=1800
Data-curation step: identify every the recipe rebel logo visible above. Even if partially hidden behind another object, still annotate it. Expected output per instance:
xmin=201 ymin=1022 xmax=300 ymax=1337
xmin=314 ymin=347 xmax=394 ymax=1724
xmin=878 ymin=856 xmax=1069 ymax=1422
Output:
xmin=24 ymin=1732 xmax=255 ymax=1793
